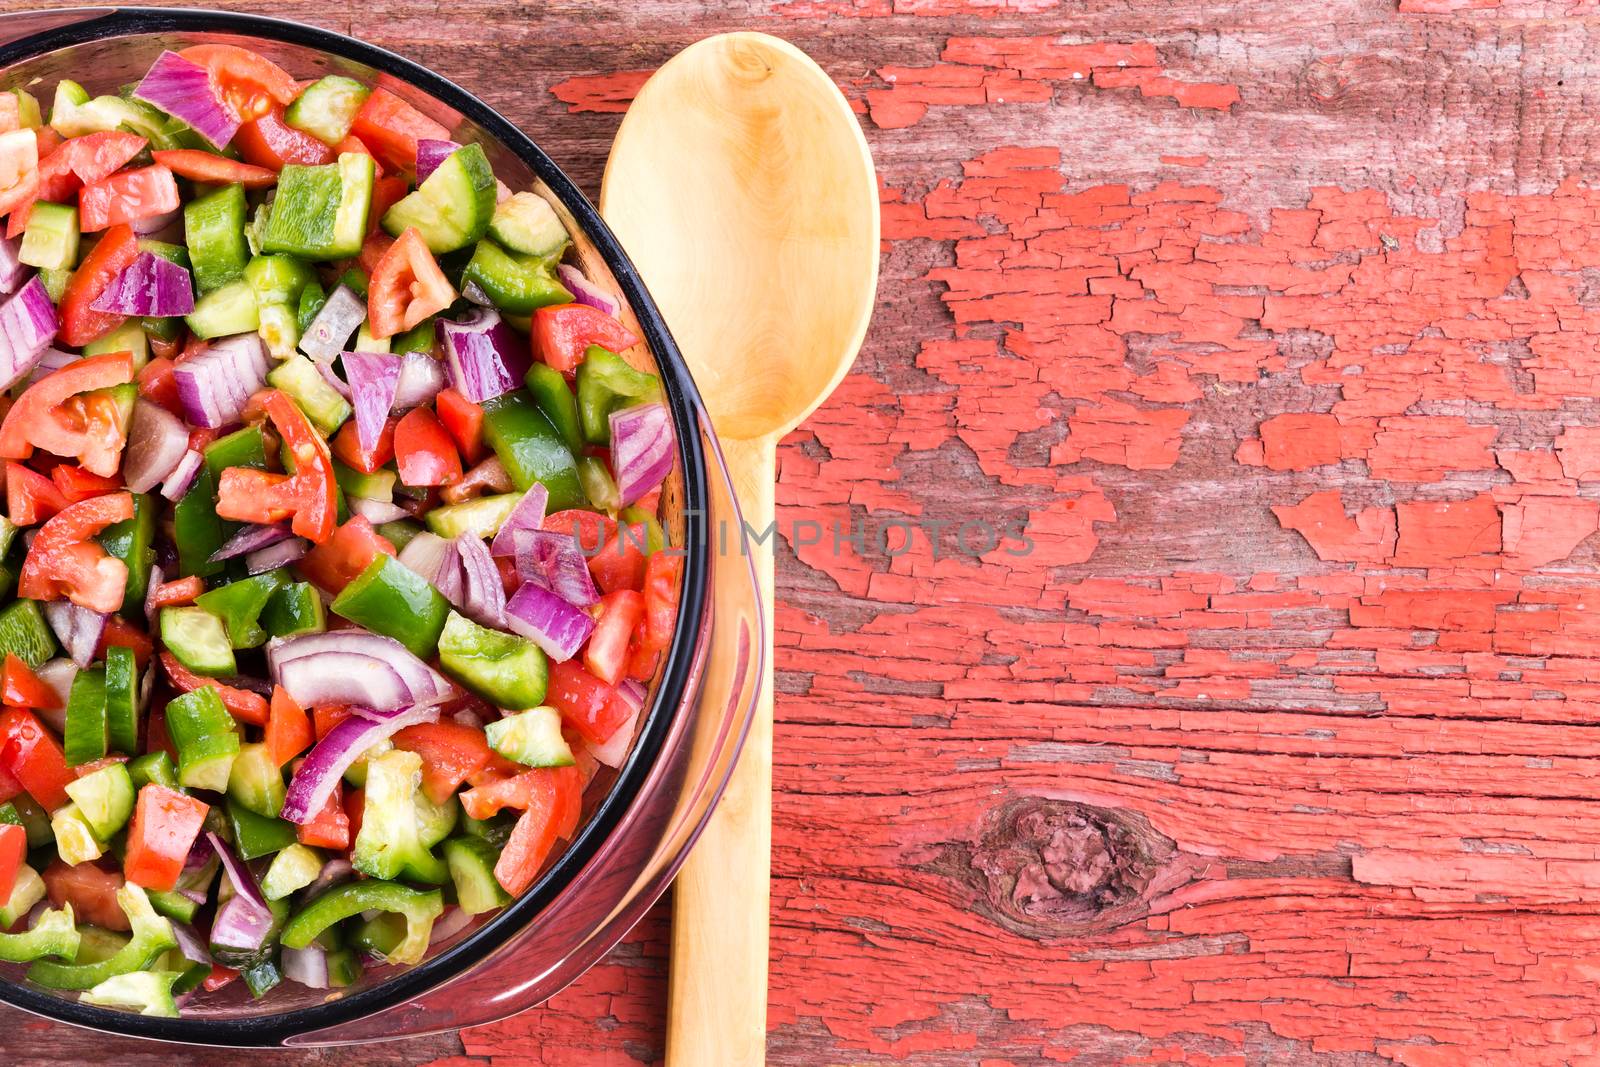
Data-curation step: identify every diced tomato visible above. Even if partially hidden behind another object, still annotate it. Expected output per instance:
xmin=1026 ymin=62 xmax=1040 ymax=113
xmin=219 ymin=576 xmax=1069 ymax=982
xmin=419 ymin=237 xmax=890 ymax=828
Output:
xmin=461 ymin=767 xmax=544 ymax=821
xmin=78 ymin=164 xmax=179 ymax=231
xmin=0 ymin=707 xmax=73 ymax=809
xmin=639 ymin=551 xmax=680 ymax=652
xmin=544 ymin=509 xmax=648 ymax=594
xmin=265 ymin=688 xmax=313 ymax=769
xmin=2 ymin=654 xmax=58 ymax=710
xmin=435 ymin=388 xmax=487 ymax=464
xmin=18 ymin=492 xmax=132 ymax=613
xmin=202 ymin=965 xmax=239 ymax=992
xmin=97 ymin=616 xmax=154 ymax=670
xmin=160 ymin=652 xmax=269 ymax=727
xmin=12 ymin=130 xmax=148 ymax=235
xmin=546 ymin=659 xmax=634 ymax=746
xmin=295 ymin=780 xmax=350 ymax=850
xmin=331 ymin=416 xmax=395 ymax=474
xmin=0 ymin=763 xmax=22 ymax=805
xmin=357 ymin=228 xmax=395 ymax=275
xmin=335 ymin=135 xmax=383 ymax=177
xmin=585 ymin=589 xmax=644 ymax=686
xmin=367 ymin=174 xmax=407 ymax=233
xmin=311 ymin=704 xmax=354 ymax=740
xmin=179 ymin=44 xmax=298 ymax=120
xmin=0 ymin=350 xmax=137 ymax=477
xmin=50 ymin=463 xmax=120 ymax=504
xmin=392 ymin=721 xmax=496 ymax=806
xmin=5 ymin=461 xmax=65 ymax=525
xmin=148 ymin=575 xmax=204 ymax=609
xmin=57 ymin=224 xmax=140 ymax=347
xmin=343 ymin=785 xmax=364 ymax=843
xmin=491 ymin=766 xmax=583 ymax=896
xmin=533 ymin=304 xmax=640 ymax=375
xmin=43 ymin=860 xmax=128 ymax=931
xmin=296 ymin=516 xmax=396 ymax=594
xmin=150 ymin=149 xmax=277 ymax=189
xmin=351 ymin=88 xmax=450 ymax=172
xmin=123 ymin=784 xmax=208 ymax=893
xmin=0 ymin=822 xmax=22 ymax=903
xmin=216 ymin=390 xmax=337 ymax=542
xmin=137 ymin=356 xmax=183 ymax=416
xmin=234 ymin=105 xmax=335 ymax=170
xmin=144 ymin=710 xmax=176 ymax=763
xmin=394 ymin=405 xmax=462 ymax=487
xmin=368 ymin=227 xmax=454 ymax=339
xmin=0 ymin=128 xmax=39 ymax=221
xmin=551 ymin=764 xmax=583 ymax=839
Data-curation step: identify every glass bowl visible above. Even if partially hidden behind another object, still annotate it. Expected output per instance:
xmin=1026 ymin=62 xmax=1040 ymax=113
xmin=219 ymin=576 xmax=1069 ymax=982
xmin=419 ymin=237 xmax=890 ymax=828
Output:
xmin=0 ymin=5 xmax=763 ymax=1047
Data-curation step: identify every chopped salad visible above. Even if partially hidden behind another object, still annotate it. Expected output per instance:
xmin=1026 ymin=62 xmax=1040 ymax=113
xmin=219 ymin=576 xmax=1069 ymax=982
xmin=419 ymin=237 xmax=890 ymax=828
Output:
xmin=0 ymin=43 xmax=681 ymax=1015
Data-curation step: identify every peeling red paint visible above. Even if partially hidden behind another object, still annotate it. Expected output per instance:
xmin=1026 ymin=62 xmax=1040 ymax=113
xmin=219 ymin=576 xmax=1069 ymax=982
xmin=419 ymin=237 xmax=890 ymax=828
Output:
xmin=548 ymin=70 xmax=652 ymax=113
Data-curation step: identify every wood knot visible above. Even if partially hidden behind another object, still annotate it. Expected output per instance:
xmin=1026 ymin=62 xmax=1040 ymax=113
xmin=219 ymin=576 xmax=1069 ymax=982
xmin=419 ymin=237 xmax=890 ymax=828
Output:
xmin=1302 ymin=55 xmax=1398 ymax=111
xmin=926 ymin=796 xmax=1193 ymax=939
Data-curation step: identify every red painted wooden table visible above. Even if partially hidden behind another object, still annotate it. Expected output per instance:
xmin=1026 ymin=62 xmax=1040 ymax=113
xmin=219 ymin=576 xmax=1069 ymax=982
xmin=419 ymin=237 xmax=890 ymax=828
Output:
xmin=7 ymin=0 xmax=1600 ymax=1063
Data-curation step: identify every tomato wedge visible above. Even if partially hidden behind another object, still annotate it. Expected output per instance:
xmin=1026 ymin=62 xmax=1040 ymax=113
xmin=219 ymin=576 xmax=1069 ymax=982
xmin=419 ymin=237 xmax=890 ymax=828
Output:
xmin=265 ymin=688 xmax=313 ymax=769
xmin=43 ymin=860 xmax=127 ymax=931
xmin=179 ymin=44 xmax=298 ymax=120
xmin=436 ymin=388 xmax=487 ymax=464
xmin=57 ymin=223 xmax=139 ymax=346
xmin=2 ymin=654 xmax=59 ymax=710
xmin=50 ymin=463 xmax=120 ymax=504
xmin=295 ymin=516 xmax=396 ymax=594
xmin=5 ymin=461 xmax=65 ymax=526
xmin=544 ymin=509 xmax=648 ymax=594
xmin=394 ymin=406 xmax=462 ymax=487
xmin=216 ymin=390 xmax=337 ymax=543
xmin=18 ymin=492 xmax=132 ymax=613
xmin=295 ymin=780 xmax=350 ymax=850
xmin=392 ymin=722 xmax=496 ymax=806
xmin=546 ymin=659 xmax=635 ymax=746
xmin=351 ymin=88 xmax=450 ymax=171
xmin=533 ymin=304 xmax=640 ymax=375
xmin=0 ymin=707 xmax=74 ymax=809
xmin=0 ymin=822 xmax=23 ymax=904
xmin=78 ymin=164 xmax=180 ymax=231
xmin=584 ymin=590 xmax=644 ymax=686
xmin=123 ymin=784 xmax=209 ymax=893
xmin=368 ymin=227 xmax=455 ymax=339
xmin=97 ymin=615 xmax=153 ymax=670
xmin=151 ymin=149 xmax=277 ymax=189
xmin=235 ymin=105 xmax=335 ymax=170
xmin=331 ymin=416 xmax=396 ymax=474
xmin=0 ymin=351 xmax=136 ymax=476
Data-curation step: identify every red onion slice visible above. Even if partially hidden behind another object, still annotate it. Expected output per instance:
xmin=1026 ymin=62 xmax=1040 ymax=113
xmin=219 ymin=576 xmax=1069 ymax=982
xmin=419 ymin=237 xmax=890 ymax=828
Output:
xmin=43 ymin=601 xmax=107 ymax=668
xmin=556 ymin=263 xmax=622 ymax=319
xmin=209 ymin=523 xmax=293 ymax=564
xmin=440 ymin=308 xmax=529 ymax=404
xmin=279 ymin=703 xmax=441 ymax=824
xmin=299 ymin=285 xmax=364 ymax=364
xmin=487 ymin=483 xmax=547 ymax=556
xmin=610 ymin=402 xmax=673 ymax=506
xmin=90 ymin=251 xmax=195 ymax=317
xmin=159 ymin=449 xmax=203 ymax=502
xmin=133 ymin=51 xmax=240 ymax=148
xmin=504 ymin=582 xmax=595 ymax=662
xmin=122 ymin=398 xmax=189 ymax=494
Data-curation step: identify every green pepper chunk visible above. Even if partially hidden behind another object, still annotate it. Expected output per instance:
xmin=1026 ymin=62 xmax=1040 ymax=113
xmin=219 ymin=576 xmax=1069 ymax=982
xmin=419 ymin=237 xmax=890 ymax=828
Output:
xmin=350 ymin=749 xmax=449 ymax=884
xmin=330 ymin=555 xmax=449 ymax=658
xmin=0 ymin=905 xmax=79 ymax=963
xmin=80 ymin=969 xmax=180 ymax=1016
xmin=437 ymin=611 xmax=548 ymax=710
xmin=283 ymin=880 xmax=443 ymax=966
xmin=575 ymin=345 xmax=660 ymax=445
xmin=524 ymin=362 xmax=585 ymax=455
xmin=173 ymin=463 xmax=224 ymax=579
xmin=460 ymin=239 xmax=571 ymax=314
xmin=204 ymin=425 xmax=267 ymax=479
xmin=481 ymin=390 xmax=583 ymax=510
xmin=297 ymin=278 xmax=327 ymax=332
xmin=227 ymin=800 xmax=298 ymax=860
xmin=127 ymin=751 xmax=179 ymax=793
xmin=98 ymin=492 xmax=156 ymax=613
xmin=392 ymin=318 xmax=435 ymax=355
xmin=260 ymin=580 xmax=326 ymax=639
xmin=194 ymin=570 xmax=288 ymax=650
xmin=28 ymin=885 xmax=177 ymax=990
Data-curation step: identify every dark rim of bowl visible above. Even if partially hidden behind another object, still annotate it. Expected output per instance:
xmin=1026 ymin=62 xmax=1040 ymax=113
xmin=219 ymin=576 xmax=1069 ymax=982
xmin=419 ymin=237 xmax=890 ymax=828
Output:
xmin=0 ymin=6 xmax=710 ymax=1046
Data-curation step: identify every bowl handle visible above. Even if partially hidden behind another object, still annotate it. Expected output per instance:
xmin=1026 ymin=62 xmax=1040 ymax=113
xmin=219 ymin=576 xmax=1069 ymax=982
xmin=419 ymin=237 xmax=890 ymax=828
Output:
xmin=0 ymin=8 xmax=115 ymax=50
xmin=285 ymin=408 xmax=767 ymax=1045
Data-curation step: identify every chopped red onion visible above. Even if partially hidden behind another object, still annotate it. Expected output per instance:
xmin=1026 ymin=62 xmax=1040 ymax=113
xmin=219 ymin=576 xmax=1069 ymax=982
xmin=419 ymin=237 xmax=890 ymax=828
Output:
xmin=206 ymin=832 xmax=275 ymax=953
xmin=121 ymin=398 xmax=189 ymax=493
xmin=159 ymin=449 xmax=203 ymax=502
xmin=414 ymin=139 xmax=460 ymax=183
xmin=279 ymin=703 xmax=441 ymax=824
xmin=505 ymin=582 xmax=595 ymax=662
xmin=43 ymin=600 xmax=107 ymax=668
xmin=283 ymin=944 xmax=329 ymax=989
xmin=90 ymin=251 xmax=195 ymax=316
xmin=25 ymin=347 xmax=75 ymax=387
xmin=173 ymin=332 xmax=269 ymax=428
xmin=454 ymin=533 xmax=505 ymax=628
xmin=130 ymin=207 xmax=182 ymax=237
xmin=0 ymin=276 xmax=59 ymax=390
xmin=133 ymin=51 xmax=239 ymax=149
xmin=393 ymin=351 xmax=447 ymax=410
xmin=305 ymin=856 xmax=354 ymax=899
xmin=610 ymin=402 xmax=673 ymax=506
xmin=341 ymin=349 xmax=401 ymax=455
xmin=298 ymin=285 xmax=364 ymax=363
xmin=268 ymin=631 xmax=452 ymax=711
xmin=460 ymin=278 xmax=492 ymax=306
xmin=441 ymin=308 xmax=528 ymax=404
xmin=246 ymin=537 xmax=309 ymax=576
xmin=0 ymin=235 xmax=25 ymax=295
xmin=210 ymin=523 xmax=293 ymax=564
xmin=397 ymin=530 xmax=451 ymax=584
xmin=349 ymin=495 xmax=408 ymax=524
xmin=588 ymin=679 xmax=645 ymax=768
xmin=33 ymin=659 xmax=78 ymax=731
xmin=428 ymin=905 xmax=472 ymax=945
xmin=143 ymin=565 xmax=165 ymax=629
xmin=556 ymin=263 xmax=622 ymax=319
xmin=512 ymin=528 xmax=598 ymax=608
xmin=487 ymin=483 xmax=547 ymax=556
xmin=170 ymin=921 xmax=212 ymax=966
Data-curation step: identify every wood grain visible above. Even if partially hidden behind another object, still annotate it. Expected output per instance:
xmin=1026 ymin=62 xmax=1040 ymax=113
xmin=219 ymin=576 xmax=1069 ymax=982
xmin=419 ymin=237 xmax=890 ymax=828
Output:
xmin=6 ymin=0 xmax=1600 ymax=1063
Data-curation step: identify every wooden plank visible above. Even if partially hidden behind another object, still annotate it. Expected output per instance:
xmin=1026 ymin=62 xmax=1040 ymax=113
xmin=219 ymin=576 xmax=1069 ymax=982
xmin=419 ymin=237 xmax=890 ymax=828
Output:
xmin=7 ymin=0 xmax=1600 ymax=1063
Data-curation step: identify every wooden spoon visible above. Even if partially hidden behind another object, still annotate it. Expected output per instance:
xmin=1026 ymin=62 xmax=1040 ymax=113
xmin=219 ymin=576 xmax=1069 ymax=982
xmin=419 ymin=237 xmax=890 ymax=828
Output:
xmin=600 ymin=31 xmax=879 ymax=1067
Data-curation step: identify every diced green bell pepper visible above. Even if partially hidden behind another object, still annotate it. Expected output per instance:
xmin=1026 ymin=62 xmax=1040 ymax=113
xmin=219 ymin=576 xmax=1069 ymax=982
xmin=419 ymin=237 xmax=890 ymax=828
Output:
xmin=260 ymin=580 xmax=326 ymax=639
xmin=227 ymin=799 xmax=298 ymax=860
xmin=351 ymin=749 xmax=448 ymax=884
xmin=281 ymin=879 xmax=443 ymax=966
xmin=438 ymin=611 xmax=548 ymax=710
xmin=460 ymin=239 xmax=571 ymax=314
xmin=98 ymin=491 xmax=156 ymax=614
xmin=576 ymin=345 xmax=661 ymax=445
xmin=297 ymin=278 xmax=327 ymax=333
xmin=481 ymin=391 xmax=583 ymax=510
xmin=127 ymin=751 xmax=179 ymax=793
xmin=524 ymin=362 xmax=585 ymax=455
xmin=0 ymin=904 xmax=79 ymax=963
xmin=173 ymin=463 xmax=225 ymax=579
xmin=28 ymin=885 xmax=176 ymax=990
xmin=79 ymin=968 xmax=180 ymax=1016
xmin=330 ymin=554 xmax=449 ymax=659
xmin=195 ymin=570 xmax=288 ymax=650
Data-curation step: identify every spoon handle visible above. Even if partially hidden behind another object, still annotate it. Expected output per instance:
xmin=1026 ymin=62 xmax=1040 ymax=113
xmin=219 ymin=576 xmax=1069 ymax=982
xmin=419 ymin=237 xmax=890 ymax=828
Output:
xmin=668 ymin=433 xmax=776 ymax=1067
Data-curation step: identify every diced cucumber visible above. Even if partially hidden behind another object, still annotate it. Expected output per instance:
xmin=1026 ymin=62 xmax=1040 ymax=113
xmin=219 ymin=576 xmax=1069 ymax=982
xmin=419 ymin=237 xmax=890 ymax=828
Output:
xmin=83 ymin=321 xmax=150 ymax=369
xmin=38 ymin=267 xmax=70 ymax=303
xmin=147 ymin=890 xmax=200 ymax=925
xmin=62 ymin=668 xmax=108 ymax=767
xmin=267 ymin=353 xmax=351 ymax=435
xmin=50 ymin=804 xmax=104 ymax=866
xmin=375 ymin=519 xmax=423 ymax=551
xmin=382 ymin=142 xmax=496 ymax=254
xmin=138 ymin=238 xmax=190 ymax=270
xmin=160 ymin=607 xmax=236 ymax=677
xmin=183 ymin=182 xmax=249 ymax=292
xmin=226 ymin=743 xmax=285 ymax=818
xmin=444 ymin=837 xmax=510 ymax=914
xmin=488 ymin=191 xmax=569 ymax=258
xmin=19 ymin=201 xmax=79 ymax=271
xmin=165 ymin=688 xmax=240 ymax=793
xmin=9 ymin=89 xmax=40 ymax=130
xmin=245 ymin=254 xmax=316 ymax=306
xmin=424 ymin=492 xmax=521 ymax=539
xmin=102 ymin=645 xmax=140 ymax=756
xmin=63 ymin=762 xmax=134 ymax=841
xmin=0 ymin=600 xmax=56 ymax=667
xmin=258 ymin=302 xmax=301 ymax=360
xmin=352 ymin=320 xmax=390 ymax=352
xmin=284 ymin=75 xmax=369 ymax=145
xmin=333 ymin=461 xmax=396 ymax=502
xmin=126 ymin=751 xmax=179 ymax=793
xmin=184 ymin=277 xmax=259 ymax=339
xmin=260 ymin=844 xmax=322 ymax=901
xmin=486 ymin=706 xmax=574 ymax=767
